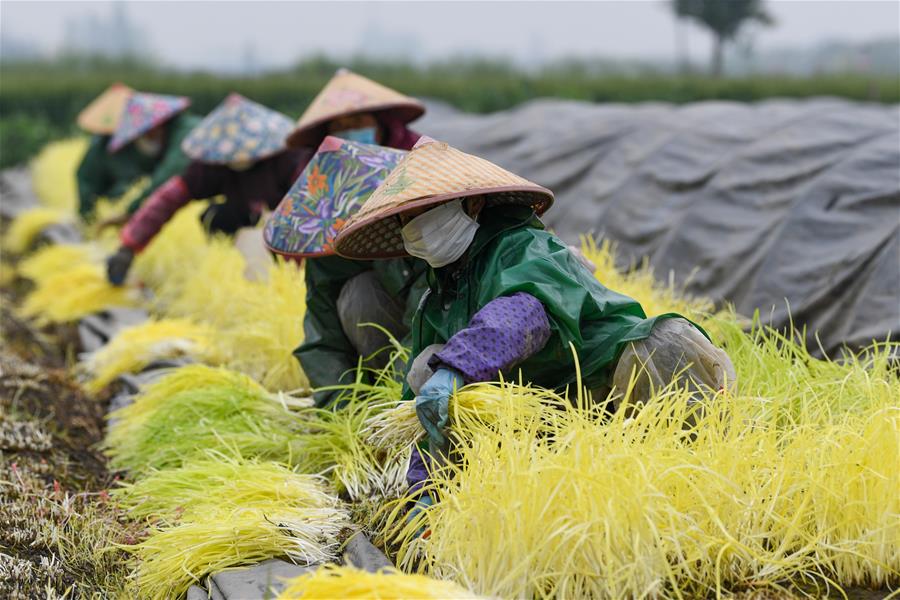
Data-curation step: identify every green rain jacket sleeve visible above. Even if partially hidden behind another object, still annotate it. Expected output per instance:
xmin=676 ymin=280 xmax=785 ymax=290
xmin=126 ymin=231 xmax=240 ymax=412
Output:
xmin=76 ymin=135 xmax=114 ymax=218
xmin=125 ymin=113 xmax=201 ymax=215
xmin=293 ymin=255 xmax=370 ymax=407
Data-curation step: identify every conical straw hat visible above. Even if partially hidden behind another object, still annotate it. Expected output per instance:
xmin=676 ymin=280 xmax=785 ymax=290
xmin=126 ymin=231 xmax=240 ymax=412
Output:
xmin=77 ymin=83 xmax=133 ymax=135
xmin=264 ymin=136 xmax=407 ymax=258
xmin=181 ymin=93 xmax=295 ymax=164
xmin=108 ymin=92 xmax=191 ymax=152
xmin=286 ymin=69 xmax=425 ymax=148
xmin=334 ymin=137 xmax=553 ymax=259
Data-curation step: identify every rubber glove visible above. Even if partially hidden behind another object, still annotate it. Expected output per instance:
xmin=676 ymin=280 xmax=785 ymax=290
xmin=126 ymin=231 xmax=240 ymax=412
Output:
xmin=415 ymin=368 xmax=464 ymax=455
xmin=106 ymin=246 xmax=134 ymax=286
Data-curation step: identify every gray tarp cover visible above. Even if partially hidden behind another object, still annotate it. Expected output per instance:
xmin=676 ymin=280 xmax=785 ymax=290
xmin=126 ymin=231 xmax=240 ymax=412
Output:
xmin=418 ymin=98 xmax=900 ymax=357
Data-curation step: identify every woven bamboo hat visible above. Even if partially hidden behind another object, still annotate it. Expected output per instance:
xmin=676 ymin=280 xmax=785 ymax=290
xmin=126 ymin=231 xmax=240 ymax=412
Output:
xmin=76 ymin=83 xmax=133 ymax=135
xmin=264 ymin=136 xmax=406 ymax=258
xmin=108 ymin=92 xmax=191 ymax=152
xmin=334 ymin=137 xmax=554 ymax=259
xmin=285 ymin=69 xmax=425 ymax=149
xmin=181 ymin=93 xmax=295 ymax=164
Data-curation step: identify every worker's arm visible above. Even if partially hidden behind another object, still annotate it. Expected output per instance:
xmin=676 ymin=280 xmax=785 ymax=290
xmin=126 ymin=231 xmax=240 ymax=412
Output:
xmin=428 ymin=292 xmax=552 ymax=383
xmin=119 ymin=175 xmax=193 ymax=252
xmin=415 ymin=292 xmax=551 ymax=454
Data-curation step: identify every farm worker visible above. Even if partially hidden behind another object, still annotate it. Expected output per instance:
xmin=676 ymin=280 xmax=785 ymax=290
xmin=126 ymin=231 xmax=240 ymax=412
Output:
xmin=76 ymin=83 xmax=135 ymax=218
xmin=106 ymin=93 xmax=306 ymax=285
xmin=283 ymin=68 xmax=422 ymax=153
xmin=267 ymin=69 xmax=428 ymax=407
xmin=334 ymin=138 xmax=736 ymax=471
xmin=78 ymin=89 xmax=200 ymax=223
xmin=265 ymin=138 xmax=428 ymax=407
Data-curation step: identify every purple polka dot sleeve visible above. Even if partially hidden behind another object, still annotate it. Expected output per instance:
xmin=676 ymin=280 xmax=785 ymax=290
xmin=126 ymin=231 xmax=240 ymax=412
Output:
xmin=429 ymin=292 xmax=551 ymax=384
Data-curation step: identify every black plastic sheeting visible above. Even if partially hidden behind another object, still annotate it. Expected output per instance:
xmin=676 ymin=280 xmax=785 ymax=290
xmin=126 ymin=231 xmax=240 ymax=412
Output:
xmin=418 ymin=98 xmax=900 ymax=357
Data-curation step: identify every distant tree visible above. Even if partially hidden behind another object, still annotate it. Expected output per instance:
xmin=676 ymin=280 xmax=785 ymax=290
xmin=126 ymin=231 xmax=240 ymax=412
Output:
xmin=673 ymin=0 xmax=774 ymax=76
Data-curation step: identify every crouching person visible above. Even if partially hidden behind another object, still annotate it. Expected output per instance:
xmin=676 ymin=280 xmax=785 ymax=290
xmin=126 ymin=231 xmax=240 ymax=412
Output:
xmin=79 ymin=88 xmax=201 ymax=223
xmin=106 ymin=93 xmax=307 ymax=285
xmin=334 ymin=138 xmax=736 ymax=481
xmin=264 ymin=137 xmax=428 ymax=407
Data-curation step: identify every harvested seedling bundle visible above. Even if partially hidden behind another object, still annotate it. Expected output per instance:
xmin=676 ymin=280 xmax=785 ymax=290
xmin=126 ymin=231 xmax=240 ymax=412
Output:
xmin=81 ymin=318 xmax=223 ymax=394
xmin=104 ymin=364 xmax=266 ymax=449
xmin=2 ymin=207 xmax=77 ymax=255
xmin=19 ymin=262 xmax=137 ymax=325
xmin=113 ymin=452 xmax=350 ymax=598
xmin=304 ymin=401 xmax=411 ymax=502
xmin=16 ymin=243 xmax=106 ymax=285
xmin=29 ymin=137 xmax=87 ymax=214
xmin=295 ymin=362 xmax=418 ymax=502
xmin=105 ymin=365 xmax=311 ymax=475
xmin=278 ymin=564 xmax=482 ymax=599
xmin=364 ymin=380 xmax=557 ymax=451
xmin=112 ymin=454 xmax=338 ymax=521
xmin=127 ymin=502 xmax=349 ymax=600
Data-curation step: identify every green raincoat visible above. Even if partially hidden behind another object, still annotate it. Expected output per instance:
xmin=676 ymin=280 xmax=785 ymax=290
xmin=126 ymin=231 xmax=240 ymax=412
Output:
xmin=77 ymin=113 xmax=201 ymax=218
xmin=402 ymin=205 xmax=690 ymax=400
xmin=294 ymin=255 xmax=429 ymax=407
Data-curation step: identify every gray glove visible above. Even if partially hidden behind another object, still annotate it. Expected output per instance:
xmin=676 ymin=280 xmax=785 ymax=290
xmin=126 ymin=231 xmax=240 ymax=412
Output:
xmin=106 ymin=246 xmax=134 ymax=286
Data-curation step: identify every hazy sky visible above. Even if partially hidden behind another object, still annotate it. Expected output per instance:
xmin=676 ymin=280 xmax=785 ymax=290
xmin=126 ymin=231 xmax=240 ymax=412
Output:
xmin=3 ymin=1 xmax=899 ymax=70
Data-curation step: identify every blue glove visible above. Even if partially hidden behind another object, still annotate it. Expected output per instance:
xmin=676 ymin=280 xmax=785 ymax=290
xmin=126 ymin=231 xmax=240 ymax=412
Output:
xmin=415 ymin=368 xmax=464 ymax=454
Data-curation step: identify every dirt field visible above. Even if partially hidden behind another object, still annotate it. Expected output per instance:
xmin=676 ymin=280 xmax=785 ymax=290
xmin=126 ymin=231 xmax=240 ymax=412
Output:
xmin=0 ymin=282 xmax=138 ymax=597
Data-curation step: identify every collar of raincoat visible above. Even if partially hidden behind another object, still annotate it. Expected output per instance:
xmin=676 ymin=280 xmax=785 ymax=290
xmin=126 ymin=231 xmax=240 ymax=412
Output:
xmin=425 ymin=204 xmax=541 ymax=294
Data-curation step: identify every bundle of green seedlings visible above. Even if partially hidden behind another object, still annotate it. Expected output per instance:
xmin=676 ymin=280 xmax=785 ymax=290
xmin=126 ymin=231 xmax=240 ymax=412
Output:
xmin=379 ymin=321 xmax=899 ymax=599
xmin=104 ymin=364 xmax=312 ymax=476
xmin=113 ymin=454 xmax=350 ymax=600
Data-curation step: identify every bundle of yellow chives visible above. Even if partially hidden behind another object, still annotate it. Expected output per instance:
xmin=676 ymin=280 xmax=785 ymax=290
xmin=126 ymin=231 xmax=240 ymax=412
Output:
xmin=29 ymin=137 xmax=87 ymax=214
xmin=19 ymin=262 xmax=137 ymax=325
xmin=80 ymin=318 xmax=223 ymax=394
xmin=3 ymin=207 xmax=76 ymax=254
xmin=278 ymin=564 xmax=482 ymax=599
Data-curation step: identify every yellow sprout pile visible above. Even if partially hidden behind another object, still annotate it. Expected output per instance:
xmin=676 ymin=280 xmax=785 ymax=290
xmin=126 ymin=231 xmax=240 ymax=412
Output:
xmin=386 ymin=326 xmax=899 ymax=598
xmin=29 ymin=137 xmax=87 ymax=214
xmin=129 ymin=206 xmax=309 ymax=391
xmin=18 ymin=262 xmax=139 ymax=325
xmin=2 ymin=207 xmax=76 ymax=254
xmin=278 ymin=565 xmax=482 ymax=599
xmin=80 ymin=317 xmax=223 ymax=393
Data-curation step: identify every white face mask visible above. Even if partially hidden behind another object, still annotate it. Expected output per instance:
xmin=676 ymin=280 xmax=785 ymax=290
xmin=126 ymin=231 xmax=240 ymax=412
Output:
xmin=134 ymin=135 xmax=163 ymax=157
xmin=401 ymin=199 xmax=480 ymax=268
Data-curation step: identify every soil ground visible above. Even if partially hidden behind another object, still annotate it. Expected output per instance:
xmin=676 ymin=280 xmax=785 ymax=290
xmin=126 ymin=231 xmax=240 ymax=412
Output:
xmin=0 ymin=268 xmax=137 ymax=598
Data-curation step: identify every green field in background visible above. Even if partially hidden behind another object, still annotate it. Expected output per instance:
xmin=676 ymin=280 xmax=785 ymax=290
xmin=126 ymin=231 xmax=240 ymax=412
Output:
xmin=2 ymin=56 xmax=898 ymax=168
